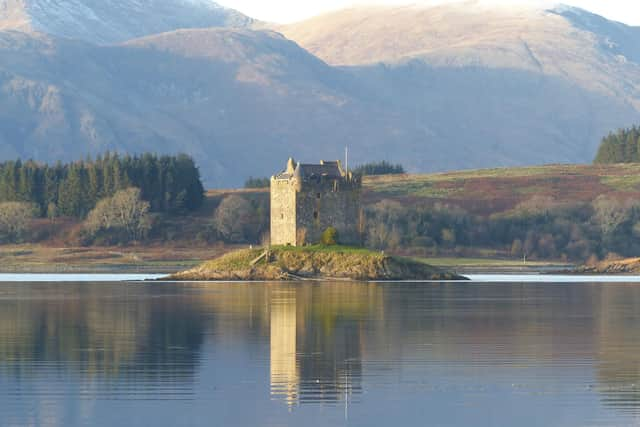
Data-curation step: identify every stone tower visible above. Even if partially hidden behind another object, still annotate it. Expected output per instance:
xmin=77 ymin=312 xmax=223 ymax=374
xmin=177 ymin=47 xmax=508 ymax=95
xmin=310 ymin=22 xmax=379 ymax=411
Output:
xmin=270 ymin=158 xmax=362 ymax=246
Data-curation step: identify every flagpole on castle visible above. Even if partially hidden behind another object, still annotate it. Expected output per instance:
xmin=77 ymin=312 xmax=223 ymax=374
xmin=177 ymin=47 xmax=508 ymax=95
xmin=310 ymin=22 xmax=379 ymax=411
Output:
xmin=345 ymin=146 xmax=349 ymax=174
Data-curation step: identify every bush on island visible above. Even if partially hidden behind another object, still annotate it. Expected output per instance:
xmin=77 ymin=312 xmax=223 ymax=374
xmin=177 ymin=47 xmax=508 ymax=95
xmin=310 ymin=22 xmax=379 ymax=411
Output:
xmin=321 ymin=227 xmax=339 ymax=246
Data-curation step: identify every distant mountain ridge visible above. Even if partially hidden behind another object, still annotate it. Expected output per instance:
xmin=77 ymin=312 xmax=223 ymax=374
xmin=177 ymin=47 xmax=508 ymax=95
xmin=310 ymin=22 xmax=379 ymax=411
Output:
xmin=276 ymin=2 xmax=640 ymax=173
xmin=279 ymin=3 xmax=640 ymax=107
xmin=0 ymin=0 xmax=639 ymax=186
xmin=0 ymin=0 xmax=255 ymax=43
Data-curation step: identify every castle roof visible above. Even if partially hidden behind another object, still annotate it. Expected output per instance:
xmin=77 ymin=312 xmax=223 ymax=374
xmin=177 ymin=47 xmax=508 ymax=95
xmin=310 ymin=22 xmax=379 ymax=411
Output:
xmin=275 ymin=159 xmax=346 ymax=180
xmin=298 ymin=161 xmax=344 ymax=179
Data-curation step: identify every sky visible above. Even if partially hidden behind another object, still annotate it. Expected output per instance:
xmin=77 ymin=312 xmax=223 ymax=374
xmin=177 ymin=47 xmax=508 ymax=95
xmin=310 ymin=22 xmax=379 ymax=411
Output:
xmin=216 ymin=0 xmax=640 ymax=25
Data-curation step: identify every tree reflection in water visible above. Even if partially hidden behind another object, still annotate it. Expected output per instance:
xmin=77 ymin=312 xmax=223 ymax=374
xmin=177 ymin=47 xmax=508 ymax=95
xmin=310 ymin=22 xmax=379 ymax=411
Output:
xmin=0 ymin=281 xmax=371 ymax=406
xmin=0 ymin=283 xmax=207 ymax=389
xmin=596 ymin=286 xmax=640 ymax=414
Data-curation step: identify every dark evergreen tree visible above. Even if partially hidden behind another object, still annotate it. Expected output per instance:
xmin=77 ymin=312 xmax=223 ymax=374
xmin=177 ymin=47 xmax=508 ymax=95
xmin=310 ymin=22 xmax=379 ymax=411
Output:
xmin=0 ymin=153 xmax=205 ymax=219
xmin=353 ymin=161 xmax=405 ymax=176
xmin=595 ymin=126 xmax=640 ymax=164
xmin=244 ymin=177 xmax=270 ymax=189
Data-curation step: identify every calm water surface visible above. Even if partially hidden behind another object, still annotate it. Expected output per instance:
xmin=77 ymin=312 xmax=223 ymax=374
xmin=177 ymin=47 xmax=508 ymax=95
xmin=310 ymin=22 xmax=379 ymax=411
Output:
xmin=2 ymin=276 xmax=640 ymax=426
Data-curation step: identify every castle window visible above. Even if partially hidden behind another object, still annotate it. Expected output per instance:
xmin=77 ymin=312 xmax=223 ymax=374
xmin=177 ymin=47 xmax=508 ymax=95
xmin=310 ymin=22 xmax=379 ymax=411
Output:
xmin=281 ymin=213 xmax=284 ymax=220
xmin=316 ymin=193 xmax=321 ymax=199
xmin=313 ymin=211 xmax=319 ymax=220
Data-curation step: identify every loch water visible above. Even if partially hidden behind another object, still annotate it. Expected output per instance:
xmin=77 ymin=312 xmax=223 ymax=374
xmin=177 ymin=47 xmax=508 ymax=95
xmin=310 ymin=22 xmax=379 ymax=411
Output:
xmin=2 ymin=277 xmax=640 ymax=426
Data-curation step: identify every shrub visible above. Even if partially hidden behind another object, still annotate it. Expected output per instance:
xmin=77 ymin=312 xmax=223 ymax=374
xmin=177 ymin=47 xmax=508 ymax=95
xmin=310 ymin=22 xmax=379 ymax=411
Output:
xmin=321 ymin=227 xmax=339 ymax=246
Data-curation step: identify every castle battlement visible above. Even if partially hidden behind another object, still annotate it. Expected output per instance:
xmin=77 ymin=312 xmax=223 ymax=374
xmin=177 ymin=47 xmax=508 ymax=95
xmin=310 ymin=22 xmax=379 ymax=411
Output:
xmin=271 ymin=158 xmax=362 ymax=246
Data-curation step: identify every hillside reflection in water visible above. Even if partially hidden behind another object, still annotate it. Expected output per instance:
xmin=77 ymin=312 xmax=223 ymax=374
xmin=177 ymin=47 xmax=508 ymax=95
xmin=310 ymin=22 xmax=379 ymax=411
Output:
xmin=2 ymin=280 xmax=640 ymax=426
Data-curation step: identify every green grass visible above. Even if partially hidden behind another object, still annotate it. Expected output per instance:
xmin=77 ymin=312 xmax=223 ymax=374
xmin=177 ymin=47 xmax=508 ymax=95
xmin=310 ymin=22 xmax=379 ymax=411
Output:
xmin=271 ymin=244 xmax=379 ymax=255
xmin=601 ymin=175 xmax=640 ymax=191
xmin=201 ymin=248 xmax=264 ymax=270
xmin=200 ymin=245 xmax=389 ymax=272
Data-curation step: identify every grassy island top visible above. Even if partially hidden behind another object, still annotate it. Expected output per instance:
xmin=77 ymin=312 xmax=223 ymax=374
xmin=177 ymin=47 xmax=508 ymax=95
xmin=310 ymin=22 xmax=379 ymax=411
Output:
xmin=271 ymin=245 xmax=381 ymax=254
xmin=197 ymin=246 xmax=387 ymax=275
xmin=170 ymin=245 xmax=466 ymax=282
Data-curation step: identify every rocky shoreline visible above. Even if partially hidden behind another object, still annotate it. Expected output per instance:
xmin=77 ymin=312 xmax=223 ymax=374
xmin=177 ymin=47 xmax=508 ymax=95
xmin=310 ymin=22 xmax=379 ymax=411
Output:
xmin=563 ymin=258 xmax=640 ymax=275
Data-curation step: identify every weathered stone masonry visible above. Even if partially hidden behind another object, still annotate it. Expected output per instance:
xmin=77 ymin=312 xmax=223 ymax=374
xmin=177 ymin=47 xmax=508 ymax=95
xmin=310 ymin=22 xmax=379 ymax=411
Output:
xmin=270 ymin=158 xmax=362 ymax=246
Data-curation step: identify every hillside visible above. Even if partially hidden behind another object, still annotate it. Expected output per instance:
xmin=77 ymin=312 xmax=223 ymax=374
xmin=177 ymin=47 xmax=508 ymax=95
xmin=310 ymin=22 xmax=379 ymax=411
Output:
xmin=8 ymin=163 xmax=640 ymax=268
xmin=359 ymin=163 xmax=640 ymax=262
xmin=280 ymin=3 xmax=640 ymax=103
xmin=0 ymin=29 xmax=405 ymax=186
xmin=280 ymin=2 xmax=640 ymax=166
xmin=0 ymin=0 xmax=255 ymax=44
xmin=0 ymin=1 xmax=639 ymax=185
xmin=363 ymin=163 xmax=640 ymax=216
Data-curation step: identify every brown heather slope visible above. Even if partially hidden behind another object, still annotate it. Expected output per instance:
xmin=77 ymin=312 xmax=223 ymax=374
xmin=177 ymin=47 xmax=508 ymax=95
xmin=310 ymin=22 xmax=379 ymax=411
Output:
xmin=363 ymin=163 xmax=640 ymax=216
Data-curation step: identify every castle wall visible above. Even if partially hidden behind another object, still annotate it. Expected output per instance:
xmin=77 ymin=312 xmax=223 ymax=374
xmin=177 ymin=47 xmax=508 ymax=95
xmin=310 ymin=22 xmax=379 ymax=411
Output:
xmin=271 ymin=178 xmax=297 ymax=246
xmin=295 ymin=180 xmax=361 ymax=245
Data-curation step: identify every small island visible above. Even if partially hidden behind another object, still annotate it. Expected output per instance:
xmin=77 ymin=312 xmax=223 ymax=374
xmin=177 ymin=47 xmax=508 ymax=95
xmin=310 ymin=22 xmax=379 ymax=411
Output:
xmin=168 ymin=246 xmax=467 ymax=281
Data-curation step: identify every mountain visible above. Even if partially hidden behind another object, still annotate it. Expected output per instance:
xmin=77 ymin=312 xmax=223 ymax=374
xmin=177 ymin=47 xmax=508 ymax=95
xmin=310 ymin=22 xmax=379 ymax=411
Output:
xmin=277 ymin=2 xmax=640 ymax=168
xmin=0 ymin=0 xmax=255 ymax=44
xmin=0 ymin=29 xmax=412 ymax=186
xmin=280 ymin=3 xmax=640 ymax=107
xmin=1 ymin=1 xmax=640 ymax=186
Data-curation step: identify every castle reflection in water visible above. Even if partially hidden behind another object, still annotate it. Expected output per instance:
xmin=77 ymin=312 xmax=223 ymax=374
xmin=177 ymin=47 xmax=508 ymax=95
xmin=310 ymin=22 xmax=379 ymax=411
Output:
xmin=270 ymin=289 xmax=299 ymax=405
xmin=269 ymin=287 xmax=362 ymax=407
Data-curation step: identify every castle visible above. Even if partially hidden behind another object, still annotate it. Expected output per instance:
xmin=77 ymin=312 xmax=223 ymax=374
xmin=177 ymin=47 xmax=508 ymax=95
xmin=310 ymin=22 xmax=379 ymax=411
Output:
xmin=271 ymin=158 xmax=362 ymax=246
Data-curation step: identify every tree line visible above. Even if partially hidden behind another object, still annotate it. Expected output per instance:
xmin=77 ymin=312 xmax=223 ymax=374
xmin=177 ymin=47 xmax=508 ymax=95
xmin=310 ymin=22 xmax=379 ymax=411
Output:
xmin=594 ymin=126 xmax=640 ymax=163
xmin=353 ymin=161 xmax=405 ymax=176
xmin=363 ymin=195 xmax=640 ymax=262
xmin=0 ymin=153 xmax=204 ymax=218
xmin=244 ymin=177 xmax=270 ymax=189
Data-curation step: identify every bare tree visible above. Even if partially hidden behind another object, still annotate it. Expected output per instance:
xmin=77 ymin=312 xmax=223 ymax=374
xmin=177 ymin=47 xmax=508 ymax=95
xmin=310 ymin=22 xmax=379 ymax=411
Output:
xmin=214 ymin=195 xmax=256 ymax=243
xmin=592 ymin=195 xmax=638 ymax=236
xmin=85 ymin=188 xmax=151 ymax=242
xmin=0 ymin=202 xmax=37 ymax=243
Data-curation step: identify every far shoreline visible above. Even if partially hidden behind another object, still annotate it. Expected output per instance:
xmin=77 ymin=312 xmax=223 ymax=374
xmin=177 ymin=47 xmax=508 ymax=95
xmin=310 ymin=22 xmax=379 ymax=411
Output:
xmin=0 ymin=243 xmax=603 ymax=278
